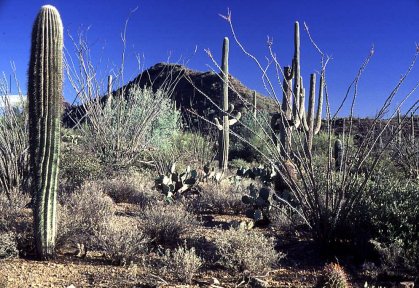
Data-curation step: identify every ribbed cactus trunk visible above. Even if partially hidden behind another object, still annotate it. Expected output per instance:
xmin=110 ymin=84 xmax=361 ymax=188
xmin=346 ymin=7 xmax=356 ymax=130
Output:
xmin=305 ymin=74 xmax=316 ymax=153
xmin=280 ymin=66 xmax=293 ymax=157
xmin=219 ymin=37 xmax=230 ymax=171
xmin=28 ymin=5 xmax=63 ymax=260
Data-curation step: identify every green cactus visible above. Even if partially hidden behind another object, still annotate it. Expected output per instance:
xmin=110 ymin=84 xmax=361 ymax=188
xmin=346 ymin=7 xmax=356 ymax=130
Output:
xmin=236 ymin=164 xmax=277 ymax=186
xmin=270 ymin=21 xmax=324 ymax=156
xmin=155 ymin=163 xmax=198 ymax=202
xmin=214 ymin=37 xmax=241 ymax=172
xmin=242 ymin=184 xmax=272 ymax=223
xmin=316 ymin=263 xmax=349 ymax=288
xmin=334 ymin=139 xmax=344 ymax=172
xmin=27 ymin=5 xmax=63 ymax=259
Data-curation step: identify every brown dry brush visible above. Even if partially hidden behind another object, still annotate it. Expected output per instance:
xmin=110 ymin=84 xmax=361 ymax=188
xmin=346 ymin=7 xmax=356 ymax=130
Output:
xmin=0 ymin=73 xmax=29 ymax=200
xmin=195 ymin=9 xmax=419 ymax=245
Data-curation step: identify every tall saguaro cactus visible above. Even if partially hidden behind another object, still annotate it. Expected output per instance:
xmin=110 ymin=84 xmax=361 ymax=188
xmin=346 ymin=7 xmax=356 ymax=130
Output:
xmin=214 ymin=37 xmax=241 ymax=171
xmin=271 ymin=21 xmax=324 ymax=156
xmin=28 ymin=5 xmax=63 ymax=260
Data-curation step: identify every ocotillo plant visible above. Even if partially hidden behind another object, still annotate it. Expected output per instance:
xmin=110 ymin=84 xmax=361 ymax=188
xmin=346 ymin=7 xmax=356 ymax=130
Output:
xmin=410 ymin=112 xmax=415 ymax=145
xmin=214 ymin=37 xmax=241 ymax=172
xmin=28 ymin=5 xmax=63 ymax=259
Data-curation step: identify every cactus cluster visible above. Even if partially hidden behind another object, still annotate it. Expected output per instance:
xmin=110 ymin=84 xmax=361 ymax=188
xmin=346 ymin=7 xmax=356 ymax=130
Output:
xmin=271 ymin=21 xmax=324 ymax=156
xmin=236 ymin=164 xmax=277 ymax=186
xmin=27 ymin=5 xmax=63 ymax=260
xmin=214 ymin=37 xmax=241 ymax=172
xmin=242 ymin=184 xmax=272 ymax=223
xmin=316 ymin=263 xmax=349 ymax=288
xmin=155 ymin=163 xmax=198 ymax=202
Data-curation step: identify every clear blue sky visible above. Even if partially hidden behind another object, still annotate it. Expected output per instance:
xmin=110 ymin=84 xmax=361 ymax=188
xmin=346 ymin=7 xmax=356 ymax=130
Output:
xmin=0 ymin=0 xmax=418 ymax=116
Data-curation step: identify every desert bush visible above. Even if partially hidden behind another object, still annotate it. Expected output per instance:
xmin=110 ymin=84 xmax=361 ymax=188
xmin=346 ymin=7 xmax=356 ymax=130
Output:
xmin=57 ymin=181 xmax=115 ymax=249
xmin=60 ymin=144 xmax=103 ymax=192
xmin=151 ymin=131 xmax=217 ymax=175
xmin=194 ymin=181 xmax=246 ymax=214
xmin=141 ymin=203 xmax=198 ymax=247
xmin=212 ymin=228 xmax=284 ymax=273
xmin=95 ymin=217 xmax=150 ymax=266
xmin=158 ymin=243 xmax=203 ymax=284
xmin=0 ymin=189 xmax=30 ymax=232
xmin=364 ymin=177 xmax=419 ymax=273
xmin=100 ymin=172 xmax=157 ymax=206
xmin=0 ymin=232 xmax=19 ymax=259
xmin=78 ymin=86 xmax=181 ymax=171
xmin=231 ymin=111 xmax=271 ymax=162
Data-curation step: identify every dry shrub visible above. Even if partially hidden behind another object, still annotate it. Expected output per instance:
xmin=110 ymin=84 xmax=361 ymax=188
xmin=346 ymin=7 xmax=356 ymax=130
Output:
xmin=213 ymin=228 xmax=284 ymax=273
xmin=0 ymin=232 xmax=19 ymax=259
xmin=0 ymin=189 xmax=30 ymax=232
xmin=158 ymin=243 xmax=203 ymax=284
xmin=141 ymin=203 xmax=198 ymax=247
xmin=195 ymin=181 xmax=246 ymax=214
xmin=95 ymin=217 xmax=150 ymax=266
xmin=57 ymin=181 xmax=115 ymax=249
xmin=101 ymin=172 xmax=156 ymax=206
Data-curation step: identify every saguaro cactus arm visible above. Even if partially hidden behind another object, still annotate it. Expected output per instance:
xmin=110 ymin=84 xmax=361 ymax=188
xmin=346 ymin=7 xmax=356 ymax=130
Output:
xmin=28 ymin=4 xmax=63 ymax=260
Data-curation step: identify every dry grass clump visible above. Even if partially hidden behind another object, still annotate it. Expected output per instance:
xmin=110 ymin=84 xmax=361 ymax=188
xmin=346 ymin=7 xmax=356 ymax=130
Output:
xmin=0 ymin=189 xmax=30 ymax=232
xmin=195 ymin=180 xmax=246 ymax=214
xmin=156 ymin=243 xmax=203 ymax=284
xmin=100 ymin=172 xmax=156 ymax=206
xmin=57 ymin=181 xmax=115 ymax=249
xmin=95 ymin=217 xmax=150 ymax=266
xmin=141 ymin=203 xmax=198 ymax=247
xmin=213 ymin=228 xmax=284 ymax=273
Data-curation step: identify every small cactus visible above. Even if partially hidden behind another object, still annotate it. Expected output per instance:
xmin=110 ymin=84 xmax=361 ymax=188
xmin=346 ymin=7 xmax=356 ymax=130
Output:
xmin=242 ymin=184 xmax=272 ymax=223
xmin=334 ymin=139 xmax=344 ymax=172
xmin=317 ymin=263 xmax=350 ymax=288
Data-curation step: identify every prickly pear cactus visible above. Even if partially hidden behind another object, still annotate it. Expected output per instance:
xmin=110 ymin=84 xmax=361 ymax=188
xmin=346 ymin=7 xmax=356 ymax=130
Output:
xmin=155 ymin=163 xmax=198 ymax=202
xmin=242 ymin=184 xmax=272 ymax=223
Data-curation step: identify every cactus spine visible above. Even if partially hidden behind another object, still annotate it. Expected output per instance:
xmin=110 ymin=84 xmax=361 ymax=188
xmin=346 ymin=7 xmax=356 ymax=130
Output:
xmin=214 ymin=37 xmax=241 ymax=171
xmin=28 ymin=5 xmax=63 ymax=259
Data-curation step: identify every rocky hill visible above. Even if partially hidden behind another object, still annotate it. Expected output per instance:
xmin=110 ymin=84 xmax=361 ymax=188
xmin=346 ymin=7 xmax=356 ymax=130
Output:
xmin=63 ymin=62 xmax=417 ymax=141
xmin=63 ymin=63 xmax=278 ymax=128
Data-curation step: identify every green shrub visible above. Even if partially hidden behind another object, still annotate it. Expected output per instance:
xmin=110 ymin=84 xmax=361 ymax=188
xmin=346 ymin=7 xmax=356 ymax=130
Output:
xmin=79 ymin=85 xmax=180 ymax=171
xmin=60 ymin=145 xmax=103 ymax=191
xmin=365 ymin=177 xmax=419 ymax=273
xmin=231 ymin=111 xmax=271 ymax=162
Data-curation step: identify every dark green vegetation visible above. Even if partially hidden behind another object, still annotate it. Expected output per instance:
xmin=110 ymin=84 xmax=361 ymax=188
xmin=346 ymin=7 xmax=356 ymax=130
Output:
xmin=0 ymin=5 xmax=418 ymax=287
